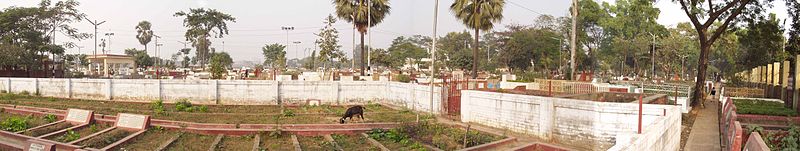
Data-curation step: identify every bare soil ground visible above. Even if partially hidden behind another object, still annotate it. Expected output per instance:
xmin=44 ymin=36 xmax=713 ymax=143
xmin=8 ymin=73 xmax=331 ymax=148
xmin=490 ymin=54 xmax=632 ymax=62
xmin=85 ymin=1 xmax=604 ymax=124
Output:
xmin=216 ymin=135 xmax=255 ymax=151
xmin=21 ymin=122 xmax=73 ymax=137
xmin=259 ymin=133 xmax=296 ymax=151
xmin=331 ymin=134 xmax=379 ymax=151
xmin=166 ymin=133 xmax=215 ymax=151
xmin=77 ymin=129 xmax=132 ymax=148
xmin=114 ymin=130 xmax=179 ymax=151
xmin=297 ymin=136 xmax=335 ymax=150
xmin=46 ymin=123 xmax=111 ymax=143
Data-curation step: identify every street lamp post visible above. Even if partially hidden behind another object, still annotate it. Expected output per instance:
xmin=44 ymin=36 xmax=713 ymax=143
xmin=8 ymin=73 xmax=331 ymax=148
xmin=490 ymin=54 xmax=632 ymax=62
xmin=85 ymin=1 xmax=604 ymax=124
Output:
xmin=282 ymin=26 xmax=295 ymax=51
xmin=104 ymin=33 xmax=114 ymax=53
xmin=293 ymin=41 xmax=302 ymax=64
xmin=85 ymin=19 xmax=106 ymax=57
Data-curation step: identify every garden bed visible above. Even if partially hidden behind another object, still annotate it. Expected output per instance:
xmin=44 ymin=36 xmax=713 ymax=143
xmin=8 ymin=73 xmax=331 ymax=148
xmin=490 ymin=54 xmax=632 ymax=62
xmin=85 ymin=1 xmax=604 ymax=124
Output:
xmin=331 ymin=134 xmax=379 ymax=151
xmin=216 ymin=135 xmax=255 ymax=151
xmin=0 ymin=93 xmax=416 ymax=124
xmin=297 ymin=136 xmax=335 ymax=150
xmin=114 ymin=130 xmax=179 ymax=151
xmin=76 ymin=129 xmax=133 ymax=149
xmin=733 ymin=99 xmax=797 ymax=116
xmin=258 ymin=133 xmax=295 ymax=150
xmin=45 ymin=123 xmax=111 ymax=143
xmin=165 ymin=133 xmax=216 ymax=150
xmin=0 ymin=111 xmax=51 ymax=132
xmin=366 ymin=122 xmax=504 ymax=150
xmin=21 ymin=122 xmax=73 ymax=137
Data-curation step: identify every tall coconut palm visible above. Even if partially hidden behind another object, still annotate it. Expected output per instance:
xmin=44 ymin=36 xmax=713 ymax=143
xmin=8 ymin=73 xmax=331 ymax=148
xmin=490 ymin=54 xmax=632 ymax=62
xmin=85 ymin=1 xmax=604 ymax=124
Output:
xmin=135 ymin=21 xmax=154 ymax=51
xmin=450 ymin=0 xmax=504 ymax=79
xmin=333 ymin=0 xmax=391 ymax=75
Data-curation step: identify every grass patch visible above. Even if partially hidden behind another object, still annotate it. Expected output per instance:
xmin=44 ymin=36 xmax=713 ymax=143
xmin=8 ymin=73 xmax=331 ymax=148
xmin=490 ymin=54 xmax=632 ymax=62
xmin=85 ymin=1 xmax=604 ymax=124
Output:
xmin=733 ymin=99 xmax=797 ymax=116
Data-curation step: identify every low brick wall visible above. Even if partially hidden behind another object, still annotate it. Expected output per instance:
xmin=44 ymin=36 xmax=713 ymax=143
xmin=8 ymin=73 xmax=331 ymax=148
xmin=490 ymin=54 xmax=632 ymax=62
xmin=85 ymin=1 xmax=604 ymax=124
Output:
xmin=0 ymin=77 xmax=444 ymax=114
xmin=460 ymin=90 xmax=681 ymax=151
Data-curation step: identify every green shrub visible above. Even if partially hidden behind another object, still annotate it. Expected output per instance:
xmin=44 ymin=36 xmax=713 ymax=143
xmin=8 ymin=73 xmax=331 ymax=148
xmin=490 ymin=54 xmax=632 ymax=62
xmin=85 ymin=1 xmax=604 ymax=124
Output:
xmin=395 ymin=74 xmax=412 ymax=83
xmin=0 ymin=90 xmax=6 ymax=93
xmin=44 ymin=114 xmax=57 ymax=123
xmin=0 ymin=117 xmax=29 ymax=132
xmin=19 ymin=91 xmax=30 ymax=96
xmin=197 ymin=105 xmax=208 ymax=112
xmin=151 ymin=100 xmax=165 ymax=115
xmin=175 ymin=99 xmax=193 ymax=112
xmin=89 ymin=124 xmax=98 ymax=133
xmin=281 ymin=109 xmax=295 ymax=117
xmin=58 ymin=130 xmax=80 ymax=142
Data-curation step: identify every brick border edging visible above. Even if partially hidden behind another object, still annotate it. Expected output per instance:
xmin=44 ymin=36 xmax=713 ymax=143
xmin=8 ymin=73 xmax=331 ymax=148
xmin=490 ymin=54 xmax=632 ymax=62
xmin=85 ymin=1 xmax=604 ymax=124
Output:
xmin=457 ymin=137 xmax=517 ymax=151
xmin=508 ymin=142 xmax=572 ymax=151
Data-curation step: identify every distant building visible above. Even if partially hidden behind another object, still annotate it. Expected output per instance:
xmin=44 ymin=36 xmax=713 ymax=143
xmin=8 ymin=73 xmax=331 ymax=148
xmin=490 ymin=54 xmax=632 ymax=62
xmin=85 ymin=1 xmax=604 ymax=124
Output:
xmin=87 ymin=54 xmax=136 ymax=78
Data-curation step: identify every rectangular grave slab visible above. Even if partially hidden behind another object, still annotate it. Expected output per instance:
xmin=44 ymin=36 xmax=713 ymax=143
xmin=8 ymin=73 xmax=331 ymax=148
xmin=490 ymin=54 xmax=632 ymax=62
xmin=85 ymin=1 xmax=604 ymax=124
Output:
xmin=26 ymin=139 xmax=54 ymax=151
xmin=65 ymin=109 xmax=94 ymax=125
xmin=115 ymin=113 xmax=150 ymax=131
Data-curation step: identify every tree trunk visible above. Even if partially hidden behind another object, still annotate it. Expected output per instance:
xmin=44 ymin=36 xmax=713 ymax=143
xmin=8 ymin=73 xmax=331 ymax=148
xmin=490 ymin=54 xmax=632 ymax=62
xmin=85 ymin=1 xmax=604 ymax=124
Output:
xmin=360 ymin=32 xmax=366 ymax=76
xmin=692 ymin=41 xmax=711 ymax=107
xmin=144 ymin=44 xmax=148 ymax=52
xmin=471 ymin=28 xmax=479 ymax=79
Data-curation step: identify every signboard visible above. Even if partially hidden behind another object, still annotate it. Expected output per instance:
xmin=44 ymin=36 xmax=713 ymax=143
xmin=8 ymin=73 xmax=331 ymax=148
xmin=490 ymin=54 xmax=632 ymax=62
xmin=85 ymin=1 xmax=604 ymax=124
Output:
xmin=25 ymin=140 xmax=53 ymax=151
xmin=115 ymin=113 xmax=149 ymax=131
xmin=65 ymin=108 xmax=93 ymax=124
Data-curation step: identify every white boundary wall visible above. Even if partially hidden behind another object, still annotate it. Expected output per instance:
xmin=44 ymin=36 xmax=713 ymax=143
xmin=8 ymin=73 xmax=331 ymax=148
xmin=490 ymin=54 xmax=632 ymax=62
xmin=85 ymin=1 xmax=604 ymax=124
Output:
xmin=460 ymin=90 xmax=681 ymax=151
xmin=0 ymin=78 xmax=443 ymax=114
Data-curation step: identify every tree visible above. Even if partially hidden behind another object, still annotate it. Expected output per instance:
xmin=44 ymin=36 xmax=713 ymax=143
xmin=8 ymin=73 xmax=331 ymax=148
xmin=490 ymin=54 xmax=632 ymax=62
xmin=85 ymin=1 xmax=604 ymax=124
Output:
xmin=262 ymin=43 xmax=287 ymax=69
xmin=209 ymin=52 xmax=233 ymax=79
xmin=303 ymin=50 xmax=317 ymax=69
xmin=576 ymin=0 xmax=611 ymax=72
xmin=675 ymin=0 xmax=773 ymax=106
xmin=737 ymin=14 xmax=783 ymax=71
xmin=124 ymin=48 xmax=153 ymax=67
xmin=496 ymin=26 xmax=560 ymax=73
xmin=174 ymin=8 xmax=236 ymax=68
xmin=437 ymin=31 xmax=476 ymax=71
xmin=785 ymin=0 xmax=800 ymax=57
xmin=316 ymin=14 xmax=344 ymax=70
xmin=37 ymin=0 xmax=89 ymax=51
xmin=660 ymin=23 xmax=700 ymax=79
xmin=601 ymin=0 xmax=666 ymax=76
xmin=450 ymin=0 xmax=505 ymax=79
xmin=386 ymin=36 xmax=429 ymax=69
xmin=333 ymin=0 xmax=391 ymax=75
xmin=135 ymin=21 xmax=153 ymax=51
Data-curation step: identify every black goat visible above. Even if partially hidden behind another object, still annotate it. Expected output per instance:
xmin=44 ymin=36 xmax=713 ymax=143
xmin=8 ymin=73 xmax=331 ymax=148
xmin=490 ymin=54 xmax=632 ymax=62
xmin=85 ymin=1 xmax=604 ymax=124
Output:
xmin=340 ymin=105 xmax=364 ymax=124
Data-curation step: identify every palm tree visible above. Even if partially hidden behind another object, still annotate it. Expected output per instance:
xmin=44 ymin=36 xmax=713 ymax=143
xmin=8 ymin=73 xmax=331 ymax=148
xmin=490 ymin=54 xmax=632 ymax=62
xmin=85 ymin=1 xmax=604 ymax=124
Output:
xmin=450 ymin=0 xmax=504 ymax=79
xmin=136 ymin=21 xmax=154 ymax=51
xmin=333 ymin=0 xmax=391 ymax=75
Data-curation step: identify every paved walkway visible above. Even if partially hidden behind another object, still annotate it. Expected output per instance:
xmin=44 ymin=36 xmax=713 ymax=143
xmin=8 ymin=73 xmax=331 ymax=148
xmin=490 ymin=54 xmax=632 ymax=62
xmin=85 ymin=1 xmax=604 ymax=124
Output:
xmin=684 ymin=88 xmax=721 ymax=151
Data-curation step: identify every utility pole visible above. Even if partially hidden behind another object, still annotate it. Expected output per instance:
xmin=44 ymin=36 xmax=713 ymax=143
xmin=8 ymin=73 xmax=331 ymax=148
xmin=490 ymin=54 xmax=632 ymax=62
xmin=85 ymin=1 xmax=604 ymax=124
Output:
xmin=155 ymin=35 xmax=161 ymax=79
xmin=104 ymin=33 xmax=114 ymax=53
xmin=570 ymin=0 xmax=578 ymax=80
xmin=367 ymin=0 xmax=372 ymax=75
xmin=352 ymin=12 xmax=356 ymax=71
xmin=430 ymin=0 xmax=439 ymax=114
xmin=649 ymin=32 xmax=656 ymax=79
xmin=85 ymin=19 xmax=106 ymax=57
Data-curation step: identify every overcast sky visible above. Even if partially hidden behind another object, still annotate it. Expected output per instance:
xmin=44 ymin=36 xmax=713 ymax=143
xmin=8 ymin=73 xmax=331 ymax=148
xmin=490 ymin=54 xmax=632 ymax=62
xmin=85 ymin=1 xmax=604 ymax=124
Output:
xmin=0 ymin=0 xmax=791 ymax=62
